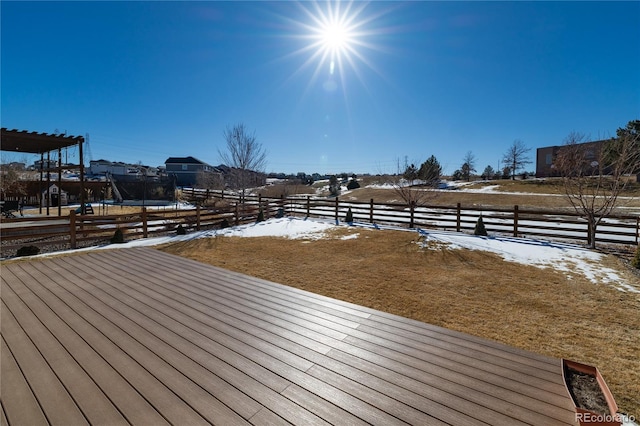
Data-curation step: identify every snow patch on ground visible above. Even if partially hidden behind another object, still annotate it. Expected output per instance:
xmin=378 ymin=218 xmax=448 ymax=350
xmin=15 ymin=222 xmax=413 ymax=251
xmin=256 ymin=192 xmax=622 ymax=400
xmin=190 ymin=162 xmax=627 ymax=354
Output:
xmin=13 ymin=217 xmax=637 ymax=293
xmin=417 ymin=229 xmax=638 ymax=293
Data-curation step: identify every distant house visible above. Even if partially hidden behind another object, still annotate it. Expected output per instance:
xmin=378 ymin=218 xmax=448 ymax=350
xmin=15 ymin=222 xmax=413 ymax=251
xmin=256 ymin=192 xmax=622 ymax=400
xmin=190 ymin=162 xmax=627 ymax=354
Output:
xmin=536 ymin=139 xmax=608 ymax=178
xmin=89 ymin=159 xmax=159 ymax=182
xmin=41 ymin=184 xmax=68 ymax=207
xmin=165 ymin=156 xmax=216 ymax=187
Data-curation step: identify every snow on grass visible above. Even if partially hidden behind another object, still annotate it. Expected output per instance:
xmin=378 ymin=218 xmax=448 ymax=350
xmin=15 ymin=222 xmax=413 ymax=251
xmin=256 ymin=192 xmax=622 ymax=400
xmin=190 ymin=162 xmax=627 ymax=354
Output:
xmin=208 ymin=217 xmax=335 ymax=240
xmin=417 ymin=228 xmax=638 ymax=293
xmin=11 ymin=217 xmax=637 ymax=293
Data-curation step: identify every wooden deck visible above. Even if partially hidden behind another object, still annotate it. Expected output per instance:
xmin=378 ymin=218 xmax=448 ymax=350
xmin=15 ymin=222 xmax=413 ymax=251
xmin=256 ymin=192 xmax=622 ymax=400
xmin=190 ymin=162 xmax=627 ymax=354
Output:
xmin=1 ymin=247 xmax=579 ymax=425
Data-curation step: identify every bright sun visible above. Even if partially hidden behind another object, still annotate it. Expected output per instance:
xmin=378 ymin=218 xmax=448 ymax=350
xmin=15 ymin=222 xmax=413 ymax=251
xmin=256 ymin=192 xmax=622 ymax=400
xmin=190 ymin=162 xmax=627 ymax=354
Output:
xmin=282 ymin=0 xmax=388 ymax=95
xmin=299 ymin=1 xmax=368 ymax=77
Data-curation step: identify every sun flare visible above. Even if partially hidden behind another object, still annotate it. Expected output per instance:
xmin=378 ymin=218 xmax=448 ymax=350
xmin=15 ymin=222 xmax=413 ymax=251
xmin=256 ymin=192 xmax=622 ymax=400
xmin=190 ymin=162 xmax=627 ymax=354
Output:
xmin=280 ymin=0 xmax=390 ymax=97
xmin=296 ymin=1 xmax=371 ymax=79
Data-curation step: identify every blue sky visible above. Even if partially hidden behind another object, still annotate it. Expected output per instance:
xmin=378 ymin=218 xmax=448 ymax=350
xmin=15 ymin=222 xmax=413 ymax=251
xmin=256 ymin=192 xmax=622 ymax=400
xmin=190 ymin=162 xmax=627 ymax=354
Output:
xmin=2 ymin=1 xmax=639 ymax=176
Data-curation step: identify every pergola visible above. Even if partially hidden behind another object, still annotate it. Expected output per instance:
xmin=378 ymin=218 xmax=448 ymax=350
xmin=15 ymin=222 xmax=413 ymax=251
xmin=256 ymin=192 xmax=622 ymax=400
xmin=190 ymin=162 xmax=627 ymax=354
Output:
xmin=1 ymin=128 xmax=86 ymax=216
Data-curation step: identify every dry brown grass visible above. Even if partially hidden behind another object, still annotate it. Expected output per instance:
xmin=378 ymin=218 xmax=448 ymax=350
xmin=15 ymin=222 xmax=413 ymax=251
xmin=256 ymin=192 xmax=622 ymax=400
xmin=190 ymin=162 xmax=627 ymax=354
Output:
xmin=159 ymin=227 xmax=640 ymax=415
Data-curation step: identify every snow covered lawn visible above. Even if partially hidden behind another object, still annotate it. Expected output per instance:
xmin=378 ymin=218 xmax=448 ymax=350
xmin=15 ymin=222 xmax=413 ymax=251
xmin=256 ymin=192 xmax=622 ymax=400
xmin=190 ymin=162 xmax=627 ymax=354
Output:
xmin=33 ymin=216 xmax=638 ymax=294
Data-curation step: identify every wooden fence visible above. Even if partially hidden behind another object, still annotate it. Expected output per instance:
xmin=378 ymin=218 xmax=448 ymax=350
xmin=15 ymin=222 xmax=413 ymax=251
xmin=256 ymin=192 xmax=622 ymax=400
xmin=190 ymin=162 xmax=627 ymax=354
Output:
xmin=1 ymin=190 xmax=638 ymax=257
xmin=185 ymin=188 xmax=640 ymax=246
xmin=0 ymin=200 xmax=286 ymax=255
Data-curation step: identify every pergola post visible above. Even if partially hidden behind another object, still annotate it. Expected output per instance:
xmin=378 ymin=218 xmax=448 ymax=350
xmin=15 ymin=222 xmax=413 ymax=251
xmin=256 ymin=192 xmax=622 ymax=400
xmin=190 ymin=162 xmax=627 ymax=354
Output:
xmin=58 ymin=147 xmax=62 ymax=216
xmin=39 ymin=152 xmax=44 ymax=214
xmin=79 ymin=137 xmax=85 ymax=214
xmin=46 ymin=151 xmax=51 ymax=216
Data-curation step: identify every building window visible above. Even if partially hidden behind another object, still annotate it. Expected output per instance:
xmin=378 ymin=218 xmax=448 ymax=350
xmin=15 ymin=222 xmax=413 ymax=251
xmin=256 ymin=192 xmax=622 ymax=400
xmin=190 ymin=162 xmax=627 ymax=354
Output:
xmin=546 ymin=154 xmax=552 ymax=165
xmin=182 ymin=164 xmax=188 ymax=171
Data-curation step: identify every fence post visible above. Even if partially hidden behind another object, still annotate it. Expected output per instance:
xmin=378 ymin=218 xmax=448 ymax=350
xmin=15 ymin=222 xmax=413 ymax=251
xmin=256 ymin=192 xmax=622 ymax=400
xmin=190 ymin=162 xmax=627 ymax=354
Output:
xmin=196 ymin=204 xmax=201 ymax=231
xmin=142 ymin=207 xmax=148 ymax=238
xmin=335 ymin=197 xmax=339 ymax=222
xmin=234 ymin=202 xmax=239 ymax=226
xmin=306 ymin=196 xmax=310 ymax=218
xmin=221 ymin=189 xmax=224 ymax=200
xmin=636 ymin=217 xmax=639 ymax=245
xmin=513 ymin=205 xmax=519 ymax=237
xmin=69 ymin=210 xmax=77 ymax=249
xmin=370 ymin=199 xmax=374 ymax=224
xmin=456 ymin=203 xmax=461 ymax=232
xmin=409 ymin=203 xmax=415 ymax=229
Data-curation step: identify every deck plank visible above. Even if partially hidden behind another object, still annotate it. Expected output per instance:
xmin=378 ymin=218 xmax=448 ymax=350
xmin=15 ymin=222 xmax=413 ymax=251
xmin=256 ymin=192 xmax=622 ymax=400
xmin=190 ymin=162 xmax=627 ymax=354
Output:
xmin=104 ymin=248 xmax=575 ymax=422
xmin=0 ymin=247 xmax=580 ymax=425
xmin=11 ymin=261 xmax=210 ymax=425
xmin=0 ymin=337 xmax=48 ymax=426
xmin=23 ymin=258 xmax=259 ymax=425
xmin=1 ymin=300 xmax=88 ymax=425
xmin=2 ymin=266 xmax=169 ymax=425
xmin=1 ymin=279 xmax=127 ymax=425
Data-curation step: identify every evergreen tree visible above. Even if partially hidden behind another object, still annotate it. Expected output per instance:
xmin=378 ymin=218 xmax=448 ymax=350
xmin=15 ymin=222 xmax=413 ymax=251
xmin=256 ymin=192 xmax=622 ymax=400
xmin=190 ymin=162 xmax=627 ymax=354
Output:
xmin=474 ymin=215 xmax=488 ymax=236
xmin=257 ymin=207 xmax=265 ymax=222
xmin=403 ymin=164 xmax=419 ymax=181
xmin=482 ymin=165 xmax=495 ymax=180
xmin=347 ymin=178 xmax=360 ymax=190
xmin=501 ymin=166 xmax=512 ymax=179
xmin=418 ymin=155 xmax=442 ymax=185
xmin=345 ymin=207 xmax=354 ymax=224
xmin=110 ymin=228 xmax=125 ymax=244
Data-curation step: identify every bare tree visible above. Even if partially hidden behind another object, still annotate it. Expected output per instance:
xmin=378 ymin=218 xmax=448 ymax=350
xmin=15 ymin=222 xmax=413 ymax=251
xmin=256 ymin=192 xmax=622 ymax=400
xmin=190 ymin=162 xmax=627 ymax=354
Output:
xmin=502 ymin=139 xmax=532 ymax=180
xmin=196 ymin=170 xmax=224 ymax=190
xmin=554 ymin=122 xmax=640 ymax=248
xmin=461 ymin=151 xmax=476 ymax=182
xmin=218 ymin=123 xmax=267 ymax=200
xmin=0 ymin=156 xmax=27 ymax=200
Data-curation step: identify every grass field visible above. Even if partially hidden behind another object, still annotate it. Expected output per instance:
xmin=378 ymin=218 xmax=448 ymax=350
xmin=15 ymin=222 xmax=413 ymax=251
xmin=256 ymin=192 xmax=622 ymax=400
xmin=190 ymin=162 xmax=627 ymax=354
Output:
xmin=159 ymin=225 xmax=640 ymax=417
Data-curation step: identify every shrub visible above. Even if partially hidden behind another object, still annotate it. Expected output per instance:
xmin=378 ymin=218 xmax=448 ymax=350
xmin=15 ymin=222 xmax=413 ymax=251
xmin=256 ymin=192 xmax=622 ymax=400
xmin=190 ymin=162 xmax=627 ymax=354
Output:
xmin=275 ymin=208 xmax=285 ymax=218
xmin=474 ymin=215 xmax=488 ymax=236
xmin=176 ymin=224 xmax=186 ymax=235
xmin=17 ymin=245 xmax=40 ymax=257
xmin=110 ymin=228 xmax=125 ymax=244
xmin=345 ymin=207 xmax=354 ymax=224
xmin=347 ymin=179 xmax=360 ymax=190
xmin=220 ymin=218 xmax=230 ymax=229
xmin=257 ymin=208 xmax=265 ymax=223
xmin=632 ymin=245 xmax=640 ymax=269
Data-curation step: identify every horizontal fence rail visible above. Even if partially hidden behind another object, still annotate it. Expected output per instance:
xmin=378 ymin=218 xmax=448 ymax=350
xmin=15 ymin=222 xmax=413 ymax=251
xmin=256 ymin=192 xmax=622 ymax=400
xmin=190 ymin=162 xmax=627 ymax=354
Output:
xmin=1 ymin=189 xmax=638 ymax=256
xmin=184 ymin=188 xmax=640 ymax=247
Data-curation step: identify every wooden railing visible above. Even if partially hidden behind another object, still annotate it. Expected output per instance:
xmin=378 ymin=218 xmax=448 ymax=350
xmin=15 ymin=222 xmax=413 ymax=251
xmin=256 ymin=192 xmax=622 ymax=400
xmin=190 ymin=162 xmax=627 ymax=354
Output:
xmin=0 ymin=199 xmax=285 ymax=255
xmin=1 ymin=191 xmax=638 ymax=257
xmin=185 ymin=188 xmax=640 ymax=246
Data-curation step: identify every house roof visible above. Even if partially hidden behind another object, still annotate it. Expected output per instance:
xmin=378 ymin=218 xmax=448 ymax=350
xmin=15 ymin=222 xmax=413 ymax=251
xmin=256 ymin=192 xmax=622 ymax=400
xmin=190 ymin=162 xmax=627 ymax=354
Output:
xmin=165 ymin=156 xmax=210 ymax=165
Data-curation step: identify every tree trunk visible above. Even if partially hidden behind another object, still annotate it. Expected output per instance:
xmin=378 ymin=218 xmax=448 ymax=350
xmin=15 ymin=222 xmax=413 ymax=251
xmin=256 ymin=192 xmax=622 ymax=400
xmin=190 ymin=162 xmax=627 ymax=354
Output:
xmin=588 ymin=218 xmax=597 ymax=249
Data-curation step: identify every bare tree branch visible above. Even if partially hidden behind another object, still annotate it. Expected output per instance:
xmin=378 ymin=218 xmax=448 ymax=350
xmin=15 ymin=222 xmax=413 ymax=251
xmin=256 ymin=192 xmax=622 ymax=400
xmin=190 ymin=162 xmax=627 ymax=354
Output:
xmin=502 ymin=139 xmax=532 ymax=180
xmin=554 ymin=122 xmax=640 ymax=248
xmin=218 ymin=123 xmax=267 ymax=199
